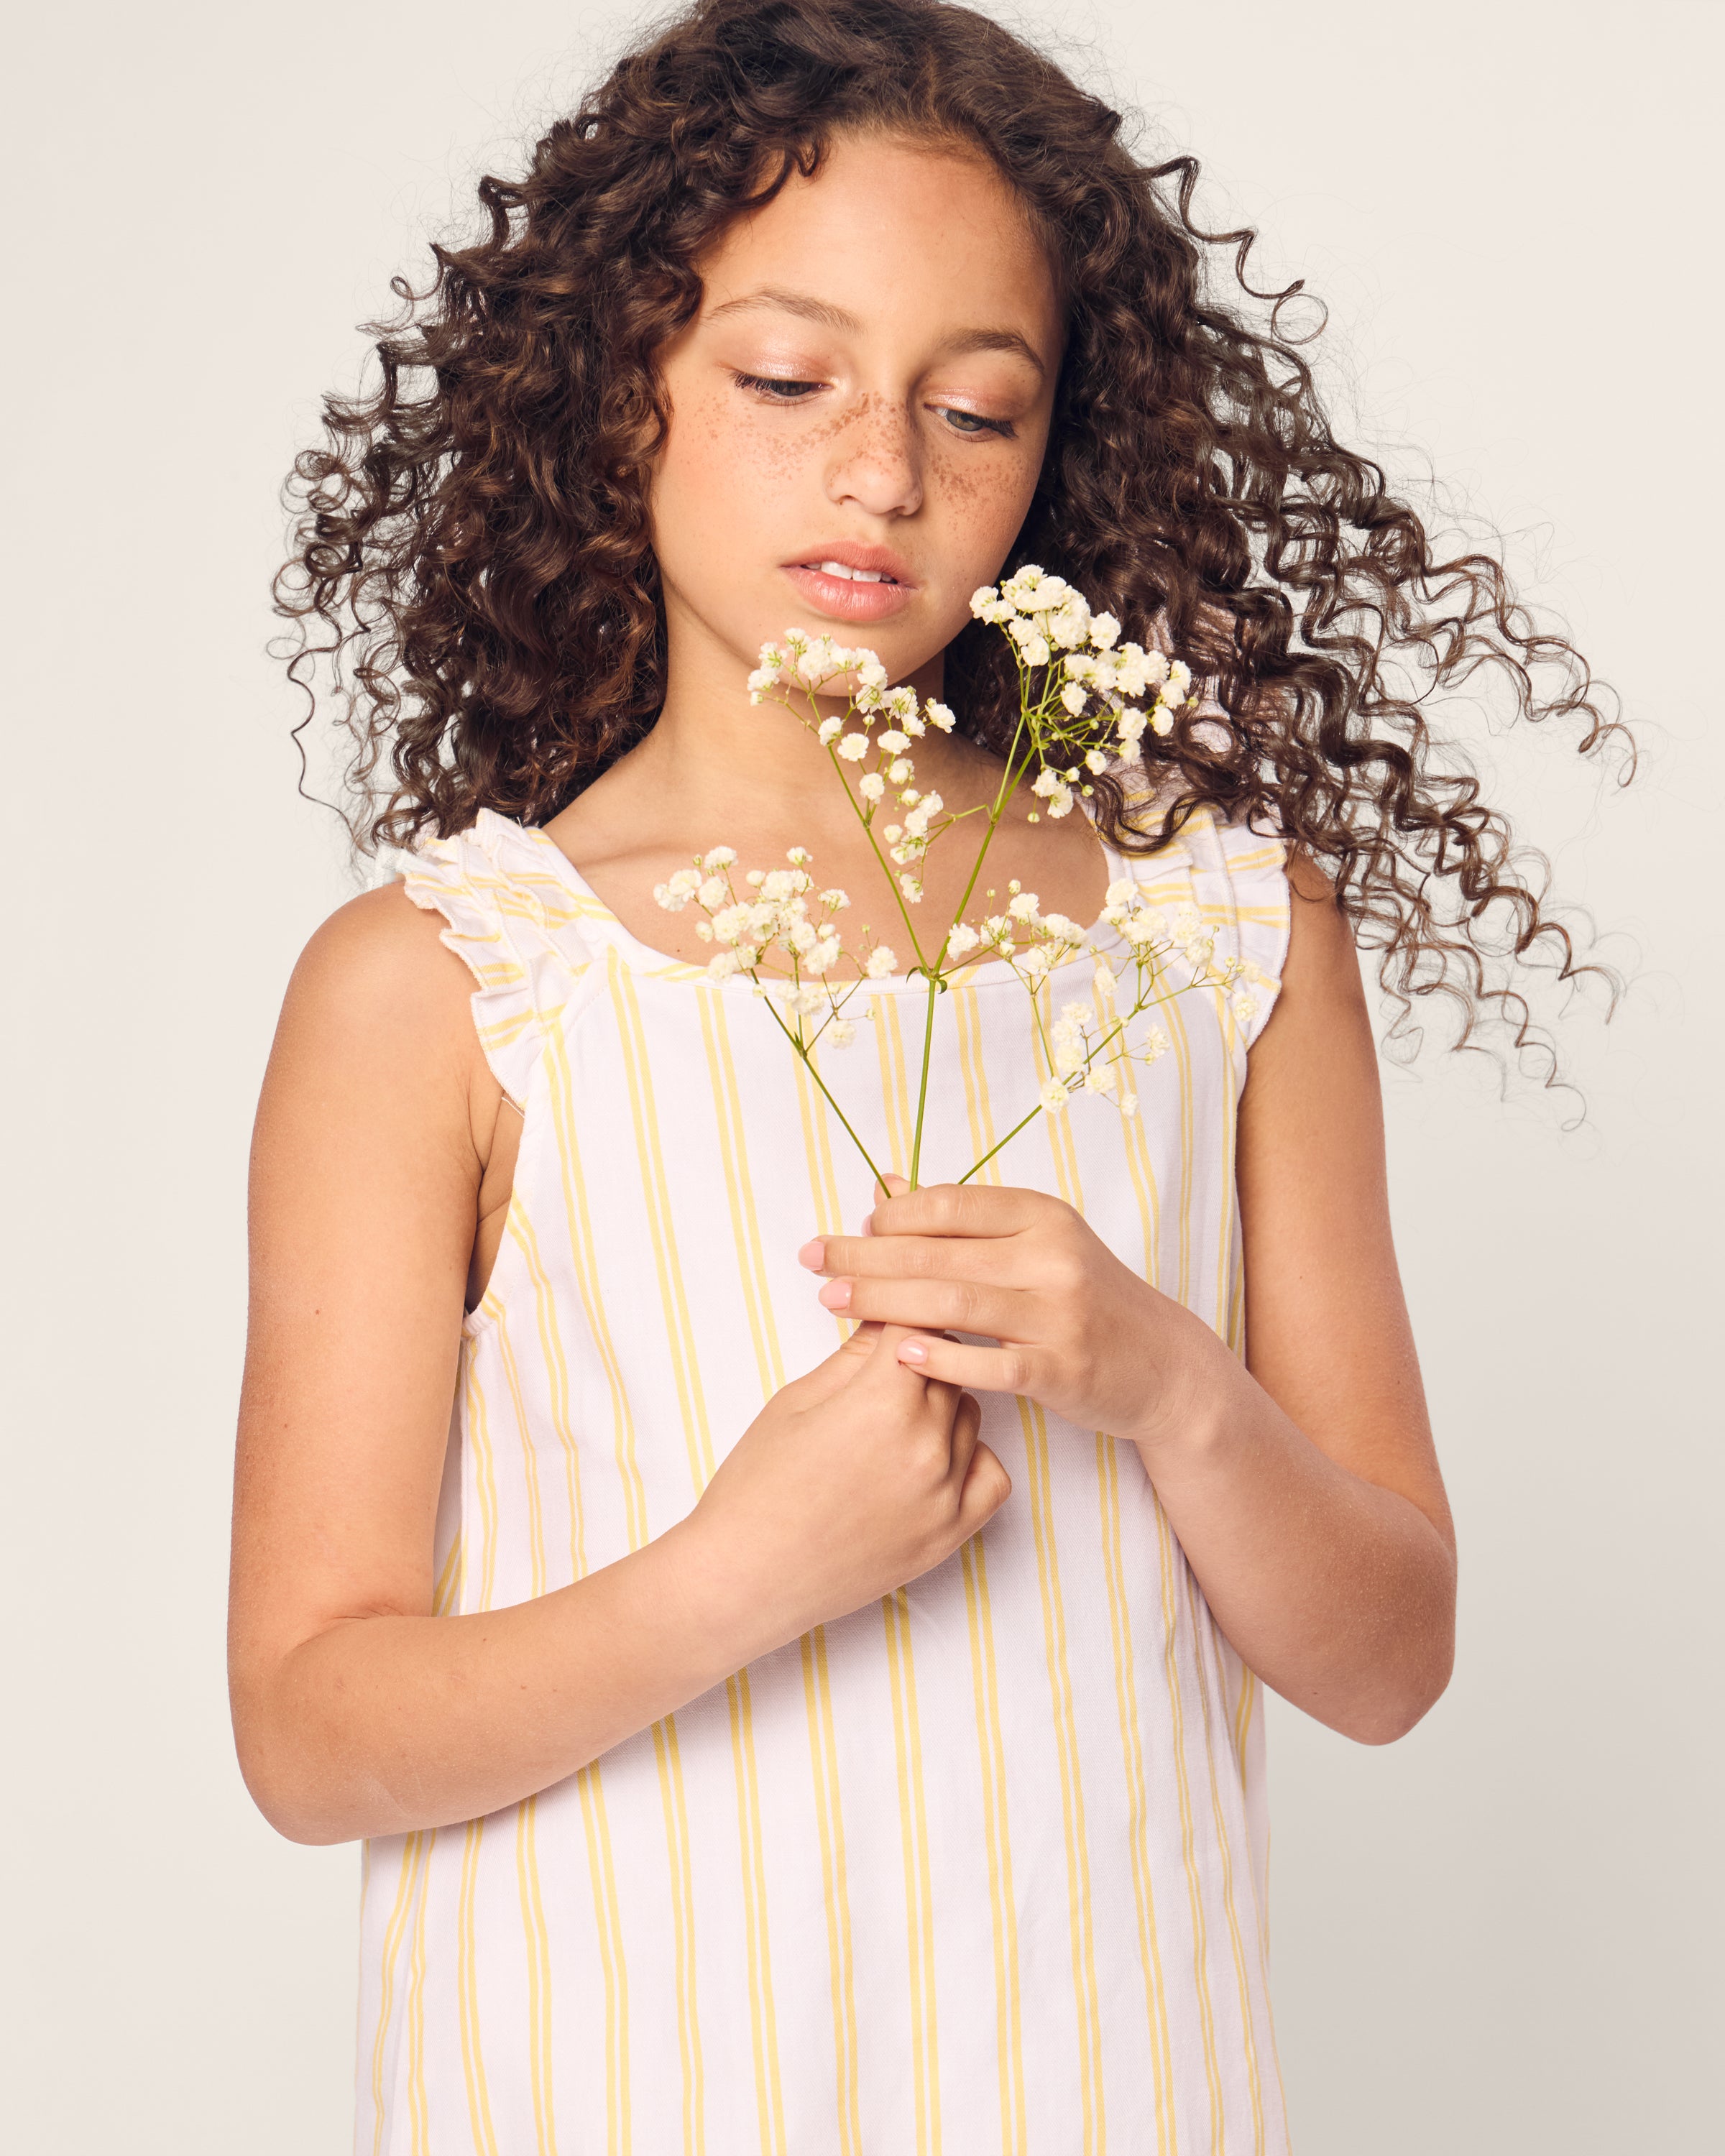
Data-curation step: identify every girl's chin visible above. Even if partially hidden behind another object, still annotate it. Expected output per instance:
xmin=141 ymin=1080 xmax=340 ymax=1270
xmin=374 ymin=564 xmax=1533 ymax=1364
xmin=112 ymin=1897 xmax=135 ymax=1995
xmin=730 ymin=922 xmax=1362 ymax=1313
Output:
xmin=780 ymin=562 xmax=918 ymax=623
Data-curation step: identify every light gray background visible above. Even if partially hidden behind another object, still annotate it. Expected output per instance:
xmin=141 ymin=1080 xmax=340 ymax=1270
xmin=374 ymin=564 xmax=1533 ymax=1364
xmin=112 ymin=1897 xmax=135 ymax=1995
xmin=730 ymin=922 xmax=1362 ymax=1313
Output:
xmin=6 ymin=3 xmax=1719 ymax=2147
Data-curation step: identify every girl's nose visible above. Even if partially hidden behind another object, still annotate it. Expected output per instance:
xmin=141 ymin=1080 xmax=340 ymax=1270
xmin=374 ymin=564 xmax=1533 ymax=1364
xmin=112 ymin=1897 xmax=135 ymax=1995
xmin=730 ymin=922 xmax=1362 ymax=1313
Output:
xmin=825 ymin=394 xmax=923 ymax=520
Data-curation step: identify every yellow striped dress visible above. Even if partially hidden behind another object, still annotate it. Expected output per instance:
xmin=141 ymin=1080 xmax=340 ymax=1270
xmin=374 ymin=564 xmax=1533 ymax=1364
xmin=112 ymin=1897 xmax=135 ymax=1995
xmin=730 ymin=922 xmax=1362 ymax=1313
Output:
xmin=359 ymin=800 xmax=1292 ymax=2155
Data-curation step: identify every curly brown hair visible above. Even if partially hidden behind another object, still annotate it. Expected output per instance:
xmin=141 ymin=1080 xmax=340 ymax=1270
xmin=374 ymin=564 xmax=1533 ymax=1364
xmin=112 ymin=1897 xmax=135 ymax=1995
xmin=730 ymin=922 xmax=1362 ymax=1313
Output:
xmin=275 ymin=0 xmax=1630 ymax=1082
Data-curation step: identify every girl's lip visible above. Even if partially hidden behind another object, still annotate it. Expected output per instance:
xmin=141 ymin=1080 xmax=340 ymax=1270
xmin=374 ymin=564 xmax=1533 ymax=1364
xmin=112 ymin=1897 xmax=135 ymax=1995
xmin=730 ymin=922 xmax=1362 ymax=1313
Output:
xmin=781 ymin=559 xmax=917 ymax=622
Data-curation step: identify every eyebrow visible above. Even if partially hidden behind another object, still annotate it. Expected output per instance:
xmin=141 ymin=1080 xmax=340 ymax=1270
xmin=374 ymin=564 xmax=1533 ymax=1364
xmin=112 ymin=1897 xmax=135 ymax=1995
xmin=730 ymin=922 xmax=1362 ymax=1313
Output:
xmin=705 ymin=286 xmax=1046 ymax=376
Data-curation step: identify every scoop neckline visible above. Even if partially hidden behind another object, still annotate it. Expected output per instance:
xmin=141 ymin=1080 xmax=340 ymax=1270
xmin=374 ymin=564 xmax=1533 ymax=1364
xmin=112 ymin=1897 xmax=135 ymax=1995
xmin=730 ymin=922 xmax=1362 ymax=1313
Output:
xmin=497 ymin=807 xmax=1141 ymax=994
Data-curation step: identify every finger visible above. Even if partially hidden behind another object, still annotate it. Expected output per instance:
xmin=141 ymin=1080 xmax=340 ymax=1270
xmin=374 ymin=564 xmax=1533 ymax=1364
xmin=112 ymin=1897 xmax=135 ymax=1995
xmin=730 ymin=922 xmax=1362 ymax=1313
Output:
xmin=867 ymin=1180 xmax=1058 ymax=1241
xmin=954 ymin=1431 xmax=1013 ymax=1537
xmin=799 ymin=1233 xmax=1018 ymax=1284
xmin=942 ymin=1387 xmax=982 ymax=1489
xmin=852 ymin=1321 xmax=947 ymax=1409
xmin=789 ymin=1320 xmax=888 ymax=1402
xmin=895 ymin=1332 xmax=1036 ymax=1397
xmin=818 ymin=1274 xmax=1029 ymax=1339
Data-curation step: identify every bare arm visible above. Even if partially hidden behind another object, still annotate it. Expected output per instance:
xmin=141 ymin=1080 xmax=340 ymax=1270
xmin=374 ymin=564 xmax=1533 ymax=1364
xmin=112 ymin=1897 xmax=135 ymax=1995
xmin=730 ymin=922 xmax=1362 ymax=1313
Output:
xmin=1128 ymin=852 xmax=1456 ymax=1741
xmin=803 ymin=852 xmax=1456 ymax=1743
xmin=228 ymin=890 xmax=1004 ymax=1844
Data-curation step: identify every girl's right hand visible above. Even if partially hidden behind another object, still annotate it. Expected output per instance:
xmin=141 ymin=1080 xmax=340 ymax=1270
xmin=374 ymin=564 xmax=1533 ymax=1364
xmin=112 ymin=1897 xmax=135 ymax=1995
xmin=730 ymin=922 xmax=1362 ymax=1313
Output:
xmin=680 ymin=1322 xmax=1011 ymax=1654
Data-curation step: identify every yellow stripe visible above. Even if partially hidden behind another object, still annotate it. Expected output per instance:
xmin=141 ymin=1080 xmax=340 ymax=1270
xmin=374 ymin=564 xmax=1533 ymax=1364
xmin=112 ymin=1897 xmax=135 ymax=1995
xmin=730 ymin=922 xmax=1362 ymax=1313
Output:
xmin=697 ymin=987 xmax=784 ymax=1396
xmin=1016 ymin=1397 xmax=1107 ymax=2152
xmin=508 ymin=1207 xmax=589 ymax=1579
xmin=515 ymin=1797 xmax=560 ymax=2155
xmin=952 ymin=980 xmax=1029 ymax=2155
xmin=577 ymin=1760 xmax=632 ymax=2156
xmin=727 ymin=1669 xmax=790 ymax=2155
xmin=544 ymin=1017 xmax=648 ymax=1550
xmin=650 ymin=1715 xmax=707 ymax=2155
xmin=1154 ymin=1494 xmax=1226 ymax=2151
xmin=1097 ymin=1432 xmax=1177 ymax=2152
xmin=799 ymin=1628 xmax=864 ymax=2154
xmin=462 ymin=1352 xmax=502 ymax=1613
xmin=959 ymin=1532 xmax=1027 ymax=2155
xmin=369 ymin=1831 xmax=426 ymax=2156
xmin=406 ymin=1829 xmax=436 ymax=2156
xmin=1185 ymin=1570 xmax=1266 ymax=2153
xmin=431 ymin=1531 xmax=463 ymax=1618
xmin=607 ymin=950 xmax=716 ymax=1493
xmin=882 ymin=1587 xmax=941 ymax=2152
xmin=492 ymin=1309 xmax=546 ymax=1600
xmin=788 ymin=1054 xmax=868 ymax=2150
xmin=457 ymin=1818 xmax=502 ymax=2154
xmin=870 ymin=990 xmax=912 ymax=1179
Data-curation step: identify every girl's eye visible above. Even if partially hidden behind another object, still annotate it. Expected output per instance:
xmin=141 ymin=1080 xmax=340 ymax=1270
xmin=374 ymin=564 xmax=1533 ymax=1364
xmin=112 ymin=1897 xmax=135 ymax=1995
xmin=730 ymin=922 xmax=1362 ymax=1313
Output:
xmin=734 ymin=372 xmax=822 ymax=402
xmin=934 ymin=405 xmax=1015 ymax=439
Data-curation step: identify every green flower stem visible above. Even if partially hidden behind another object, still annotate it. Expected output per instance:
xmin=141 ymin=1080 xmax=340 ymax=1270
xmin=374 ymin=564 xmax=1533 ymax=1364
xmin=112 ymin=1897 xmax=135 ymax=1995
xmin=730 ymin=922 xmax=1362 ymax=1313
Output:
xmin=955 ymin=1100 xmax=1044 ymax=1185
xmin=760 ymin=994 xmax=888 ymax=1191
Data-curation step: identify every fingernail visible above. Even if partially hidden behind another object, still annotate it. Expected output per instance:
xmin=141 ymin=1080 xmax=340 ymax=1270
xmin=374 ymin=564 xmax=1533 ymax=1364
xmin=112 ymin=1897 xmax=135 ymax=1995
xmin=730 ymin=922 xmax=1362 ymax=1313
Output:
xmin=818 ymin=1279 xmax=852 ymax=1311
xmin=796 ymin=1238 xmax=825 ymax=1271
xmin=898 ymin=1338 xmax=929 ymax=1365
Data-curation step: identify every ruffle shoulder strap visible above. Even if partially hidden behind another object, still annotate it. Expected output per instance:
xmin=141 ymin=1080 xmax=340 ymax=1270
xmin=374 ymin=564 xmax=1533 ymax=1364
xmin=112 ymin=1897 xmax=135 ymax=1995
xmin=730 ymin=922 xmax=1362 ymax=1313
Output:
xmin=388 ymin=808 xmax=596 ymax=1109
xmin=1112 ymin=780 xmax=1292 ymax=1051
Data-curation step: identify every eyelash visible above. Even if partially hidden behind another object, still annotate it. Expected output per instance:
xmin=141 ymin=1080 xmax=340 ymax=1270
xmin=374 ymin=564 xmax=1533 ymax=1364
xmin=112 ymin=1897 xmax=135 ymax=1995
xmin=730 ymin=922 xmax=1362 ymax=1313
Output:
xmin=731 ymin=372 xmax=1016 ymax=438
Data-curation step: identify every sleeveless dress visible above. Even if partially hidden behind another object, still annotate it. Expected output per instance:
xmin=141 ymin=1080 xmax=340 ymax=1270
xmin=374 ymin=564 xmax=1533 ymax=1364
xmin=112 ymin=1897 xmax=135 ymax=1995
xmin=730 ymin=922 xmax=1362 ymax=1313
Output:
xmin=359 ymin=800 xmax=1292 ymax=2156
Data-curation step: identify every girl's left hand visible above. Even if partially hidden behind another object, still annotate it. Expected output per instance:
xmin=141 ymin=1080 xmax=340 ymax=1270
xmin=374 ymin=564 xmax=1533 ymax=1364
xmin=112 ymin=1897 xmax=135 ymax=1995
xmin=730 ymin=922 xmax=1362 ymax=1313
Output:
xmin=798 ymin=1177 xmax=1225 ymax=1446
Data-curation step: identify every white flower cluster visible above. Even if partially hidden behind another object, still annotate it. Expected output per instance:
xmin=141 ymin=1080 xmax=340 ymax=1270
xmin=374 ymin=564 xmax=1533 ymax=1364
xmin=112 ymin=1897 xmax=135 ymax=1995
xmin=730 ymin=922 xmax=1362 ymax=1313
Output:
xmin=645 ymin=587 xmax=1257 ymax=1183
xmin=970 ymin=563 xmax=1200 ymax=811
xmin=747 ymin=628 xmax=959 ymax=900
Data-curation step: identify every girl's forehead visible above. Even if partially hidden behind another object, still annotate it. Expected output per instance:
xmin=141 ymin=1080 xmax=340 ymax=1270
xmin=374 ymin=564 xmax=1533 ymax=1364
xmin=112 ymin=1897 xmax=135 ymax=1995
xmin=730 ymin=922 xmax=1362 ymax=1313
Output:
xmin=698 ymin=132 xmax=1059 ymax=331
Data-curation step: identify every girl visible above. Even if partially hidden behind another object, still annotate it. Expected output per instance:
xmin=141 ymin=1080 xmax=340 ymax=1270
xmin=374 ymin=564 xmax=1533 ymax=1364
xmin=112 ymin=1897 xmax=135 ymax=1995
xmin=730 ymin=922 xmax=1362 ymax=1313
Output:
xmin=231 ymin=1 xmax=1619 ymax=2148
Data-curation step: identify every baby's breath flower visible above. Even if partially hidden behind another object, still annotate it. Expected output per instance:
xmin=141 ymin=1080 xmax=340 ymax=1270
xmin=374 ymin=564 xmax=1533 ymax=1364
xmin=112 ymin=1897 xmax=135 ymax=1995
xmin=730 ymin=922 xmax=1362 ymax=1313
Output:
xmin=701 ymin=844 xmax=737 ymax=870
xmin=1119 ymin=1092 xmax=1140 ymax=1116
xmin=1167 ymin=659 xmax=1192 ymax=699
xmin=1047 ymin=604 xmax=1090 ymax=650
xmin=1084 ymin=748 xmax=1109 ymax=775
xmin=899 ymin=874 xmax=924 ymax=902
xmin=946 ymin=921 xmax=980 ymax=957
xmin=826 ymin=1018 xmax=857 ymax=1047
xmin=888 ymin=757 xmax=913 ymax=784
xmin=1090 ymin=612 xmax=1120 ymax=651
xmin=698 ymin=875 xmax=727 ymax=908
xmin=787 ymin=846 xmax=810 ymax=865
xmin=708 ymin=950 xmax=742 ymax=980
xmin=878 ymin=729 xmax=910 ymax=754
xmin=819 ymin=888 xmax=850 ymax=911
xmin=859 ymin=772 xmax=886 ymax=803
xmin=856 ymin=655 xmax=888 ymax=690
xmin=817 ymin=716 xmax=843 ymax=746
xmin=745 ymin=868 xmax=765 ymax=886
xmin=1007 ymin=890 xmax=1040 ymax=922
xmin=865 ymin=945 xmax=898 ymax=979
xmin=1041 ymin=911 xmax=1084 ymax=945
xmin=1084 ymin=1061 xmax=1118 ymax=1095
xmin=1060 ymin=682 xmax=1087 ymax=717
xmin=924 ymin=699 xmax=956 ymax=733
xmin=1039 ymin=1078 xmax=1070 ymax=1112
xmin=836 ymin=732 xmax=870 ymax=761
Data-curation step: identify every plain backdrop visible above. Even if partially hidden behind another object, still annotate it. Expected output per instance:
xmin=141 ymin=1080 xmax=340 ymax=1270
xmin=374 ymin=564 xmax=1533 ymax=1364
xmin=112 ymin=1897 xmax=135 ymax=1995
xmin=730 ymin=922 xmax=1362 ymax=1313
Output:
xmin=6 ymin=3 xmax=1720 ymax=2148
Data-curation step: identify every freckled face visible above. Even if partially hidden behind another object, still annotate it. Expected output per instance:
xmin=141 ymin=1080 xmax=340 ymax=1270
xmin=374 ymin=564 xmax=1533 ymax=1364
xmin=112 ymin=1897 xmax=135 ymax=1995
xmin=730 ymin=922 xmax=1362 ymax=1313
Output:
xmin=648 ymin=132 xmax=1063 ymax=687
